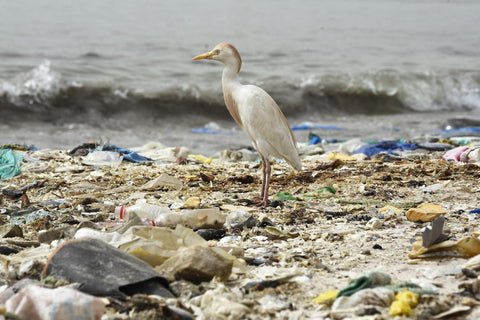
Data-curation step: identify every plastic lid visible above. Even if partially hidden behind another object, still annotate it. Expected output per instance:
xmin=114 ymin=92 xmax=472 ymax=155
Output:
xmin=114 ymin=206 xmax=127 ymax=220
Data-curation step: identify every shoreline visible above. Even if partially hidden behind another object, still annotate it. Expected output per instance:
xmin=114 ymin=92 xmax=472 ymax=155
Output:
xmin=1 ymin=109 xmax=480 ymax=156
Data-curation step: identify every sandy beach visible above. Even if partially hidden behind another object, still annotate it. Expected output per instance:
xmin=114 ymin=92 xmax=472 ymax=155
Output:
xmin=0 ymin=139 xmax=479 ymax=319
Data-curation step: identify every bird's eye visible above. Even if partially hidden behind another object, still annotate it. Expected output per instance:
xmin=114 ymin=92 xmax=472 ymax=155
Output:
xmin=212 ymin=49 xmax=220 ymax=55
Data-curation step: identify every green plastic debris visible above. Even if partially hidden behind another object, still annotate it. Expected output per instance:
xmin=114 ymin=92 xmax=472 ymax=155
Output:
xmin=275 ymin=192 xmax=297 ymax=201
xmin=0 ymin=149 xmax=23 ymax=180
xmin=317 ymin=186 xmax=336 ymax=194
xmin=337 ymin=272 xmax=392 ymax=297
xmin=275 ymin=186 xmax=336 ymax=201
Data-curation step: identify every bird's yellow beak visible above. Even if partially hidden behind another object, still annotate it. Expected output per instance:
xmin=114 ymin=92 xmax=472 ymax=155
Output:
xmin=192 ymin=49 xmax=218 ymax=60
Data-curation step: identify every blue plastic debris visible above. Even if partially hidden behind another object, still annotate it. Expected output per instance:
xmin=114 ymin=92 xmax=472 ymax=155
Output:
xmin=101 ymin=145 xmax=153 ymax=163
xmin=0 ymin=149 xmax=23 ymax=179
xmin=309 ymin=135 xmax=322 ymax=145
xmin=354 ymin=140 xmax=419 ymax=157
xmin=437 ymin=127 xmax=480 ymax=138
xmin=308 ymin=133 xmax=344 ymax=145
xmin=0 ymin=144 xmax=38 ymax=151
xmin=469 ymin=208 xmax=480 ymax=214
xmin=191 ymin=127 xmax=221 ymax=134
xmin=442 ymin=127 xmax=480 ymax=133
xmin=291 ymin=123 xmax=346 ymax=131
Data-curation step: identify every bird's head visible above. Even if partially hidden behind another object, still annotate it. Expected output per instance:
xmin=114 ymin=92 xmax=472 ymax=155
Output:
xmin=193 ymin=42 xmax=242 ymax=73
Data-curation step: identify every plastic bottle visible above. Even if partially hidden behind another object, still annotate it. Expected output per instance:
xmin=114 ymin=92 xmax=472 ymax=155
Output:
xmin=114 ymin=200 xmax=226 ymax=228
xmin=114 ymin=201 xmax=172 ymax=226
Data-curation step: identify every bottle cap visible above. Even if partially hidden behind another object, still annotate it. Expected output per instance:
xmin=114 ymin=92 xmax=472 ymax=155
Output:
xmin=114 ymin=206 xmax=127 ymax=220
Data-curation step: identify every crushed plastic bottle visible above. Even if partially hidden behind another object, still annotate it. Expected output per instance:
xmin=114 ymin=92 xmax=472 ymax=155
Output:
xmin=114 ymin=200 xmax=171 ymax=226
xmin=114 ymin=200 xmax=226 ymax=229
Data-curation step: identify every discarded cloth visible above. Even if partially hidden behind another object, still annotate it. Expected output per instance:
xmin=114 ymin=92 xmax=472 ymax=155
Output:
xmin=443 ymin=146 xmax=480 ymax=163
xmin=354 ymin=140 xmax=419 ymax=157
xmin=6 ymin=285 xmax=105 ymax=320
xmin=0 ymin=148 xmax=23 ymax=179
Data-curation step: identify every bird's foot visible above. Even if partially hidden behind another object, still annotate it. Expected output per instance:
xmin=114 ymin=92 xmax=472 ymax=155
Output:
xmin=251 ymin=196 xmax=269 ymax=207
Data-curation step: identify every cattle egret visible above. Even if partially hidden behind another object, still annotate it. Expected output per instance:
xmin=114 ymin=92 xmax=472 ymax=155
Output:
xmin=193 ymin=42 xmax=301 ymax=205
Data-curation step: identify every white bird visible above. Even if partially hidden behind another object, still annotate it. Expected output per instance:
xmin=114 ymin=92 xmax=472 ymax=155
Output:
xmin=193 ymin=42 xmax=301 ymax=206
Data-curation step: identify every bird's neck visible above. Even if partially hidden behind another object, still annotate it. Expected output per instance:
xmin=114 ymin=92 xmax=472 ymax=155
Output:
xmin=222 ymin=65 xmax=241 ymax=91
xmin=221 ymin=66 xmax=244 ymax=128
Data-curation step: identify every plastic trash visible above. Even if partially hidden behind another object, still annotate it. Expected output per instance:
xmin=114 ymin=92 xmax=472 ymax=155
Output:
xmin=219 ymin=148 xmax=259 ymax=162
xmin=337 ymin=272 xmax=392 ymax=297
xmin=443 ymin=146 xmax=470 ymax=161
xmin=327 ymin=152 xmax=357 ymax=161
xmin=183 ymin=196 xmax=201 ymax=209
xmin=157 ymin=244 xmax=234 ymax=284
xmin=188 ymin=154 xmax=213 ymax=164
xmin=439 ymin=126 xmax=480 ymax=137
xmin=0 ymin=148 xmax=23 ymax=179
xmin=0 ymin=143 xmax=37 ymax=151
xmin=115 ymin=200 xmax=226 ymax=229
xmin=444 ymin=146 xmax=480 ymax=163
xmin=118 ymin=225 xmax=210 ymax=266
xmin=7 ymin=208 xmax=51 ymax=225
xmin=117 ymin=225 xmax=242 ymax=277
xmin=463 ymin=254 xmax=480 ymax=271
xmin=312 ymin=289 xmax=339 ymax=306
xmin=141 ymin=173 xmax=183 ymax=190
xmin=290 ymin=122 xmax=345 ymax=131
xmin=389 ymin=290 xmax=419 ymax=316
xmin=422 ymin=216 xmax=449 ymax=247
xmin=43 ymin=238 xmax=173 ymax=299
xmin=408 ymin=215 xmax=480 ymax=258
xmin=115 ymin=201 xmax=171 ymax=225
xmin=102 ymin=144 xmax=154 ymax=163
xmin=405 ymin=203 xmax=446 ymax=222
xmin=354 ymin=140 xmax=419 ymax=157
xmin=274 ymin=187 xmax=335 ymax=202
xmin=318 ymin=186 xmax=336 ymax=194
xmin=409 ymin=236 xmax=480 ymax=259
xmin=132 ymin=142 xmax=190 ymax=163
xmin=6 ymin=284 xmax=105 ymax=320
xmin=82 ymin=150 xmax=123 ymax=166
xmin=331 ymin=287 xmax=395 ymax=318
xmin=191 ymin=121 xmax=222 ymax=134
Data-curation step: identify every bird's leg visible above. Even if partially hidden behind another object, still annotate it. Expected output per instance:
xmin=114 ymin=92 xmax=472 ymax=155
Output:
xmin=260 ymin=157 xmax=267 ymax=198
xmin=261 ymin=158 xmax=271 ymax=206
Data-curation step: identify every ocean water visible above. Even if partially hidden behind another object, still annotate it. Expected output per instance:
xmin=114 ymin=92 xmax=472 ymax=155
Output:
xmin=1 ymin=0 xmax=480 ymax=155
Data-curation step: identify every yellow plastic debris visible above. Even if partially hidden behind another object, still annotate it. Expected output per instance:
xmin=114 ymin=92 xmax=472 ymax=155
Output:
xmin=312 ymin=290 xmax=339 ymax=306
xmin=409 ymin=236 xmax=480 ymax=259
xmin=379 ymin=205 xmax=403 ymax=216
xmin=184 ymin=196 xmax=201 ymax=209
xmin=327 ymin=152 xmax=356 ymax=161
xmin=389 ymin=290 xmax=419 ymax=316
xmin=405 ymin=203 xmax=446 ymax=222
xmin=188 ymin=154 xmax=213 ymax=164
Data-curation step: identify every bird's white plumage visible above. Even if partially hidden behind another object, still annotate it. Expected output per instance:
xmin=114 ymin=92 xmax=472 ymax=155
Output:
xmin=234 ymin=84 xmax=301 ymax=170
xmin=193 ymin=42 xmax=301 ymax=205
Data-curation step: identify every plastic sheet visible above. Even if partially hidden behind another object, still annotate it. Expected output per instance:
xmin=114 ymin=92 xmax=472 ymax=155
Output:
xmin=0 ymin=148 xmax=23 ymax=179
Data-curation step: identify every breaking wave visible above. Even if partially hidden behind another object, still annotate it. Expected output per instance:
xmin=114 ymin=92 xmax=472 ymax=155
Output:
xmin=1 ymin=61 xmax=479 ymax=124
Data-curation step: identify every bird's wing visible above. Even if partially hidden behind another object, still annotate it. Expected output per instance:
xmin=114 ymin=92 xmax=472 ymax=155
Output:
xmin=235 ymin=85 xmax=301 ymax=170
